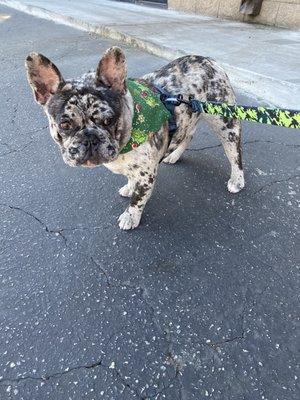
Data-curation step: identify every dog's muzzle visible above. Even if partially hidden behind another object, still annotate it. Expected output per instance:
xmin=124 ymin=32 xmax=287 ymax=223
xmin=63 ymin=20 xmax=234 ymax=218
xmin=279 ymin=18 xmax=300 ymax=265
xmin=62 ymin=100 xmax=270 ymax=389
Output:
xmin=66 ymin=128 xmax=117 ymax=166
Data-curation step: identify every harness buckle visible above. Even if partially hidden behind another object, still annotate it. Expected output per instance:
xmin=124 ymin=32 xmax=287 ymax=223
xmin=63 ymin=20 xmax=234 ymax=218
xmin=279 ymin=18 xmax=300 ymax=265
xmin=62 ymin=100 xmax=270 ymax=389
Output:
xmin=162 ymin=95 xmax=182 ymax=106
xmin=187 ymin=95 xmax=203 ymax=113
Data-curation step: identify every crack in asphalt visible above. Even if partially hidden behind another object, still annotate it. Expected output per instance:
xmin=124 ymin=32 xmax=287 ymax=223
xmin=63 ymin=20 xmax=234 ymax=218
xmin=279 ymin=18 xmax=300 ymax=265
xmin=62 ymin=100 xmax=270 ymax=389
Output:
xmin=24 ymin=125 xmax=48 ymax=136
xmin=252 ymin=256 xmax=291 ymax=287
xmin=58 ymin=225 xmax=103 ymax=233
xmin=0 ymin=360 xmax=152 ymax=400
xmin=243 ymin=139 xmax=300 ymax=148
xmin=147 ymin=377 xmax=178 ymax=400
xmin=108 ymin=365 xmax=146 ymax=400
xmin=0 ymin=203 xmax=67 ymax=245
xmin=214 ymin=284 xmax=268 ymax=349
xmin=0 ymin=360 xmax=103 ymax=386
xmin=0 ymin=360 xmax=145 ymax=398
xmin=87 ymin=262 xmax=160 ymax=329
xmin=254 ymin=174 xmax=300 ymax=194
xmin=209 ymin=334 xmax=245 ymax=347
xmin=0 ymin=140 xmax=34 ymax=157
xmin=187 ymin=139 xmax=300 ymax=152
xmin=0 ymin=126 xmax=48 ymax=156
xmin=207 ymin=285 xmax=269 ymax=350
xmin=90 ymin=256 xmax=111 ymax=287
xmin=187 ymin=143 xmax=222 ymax=151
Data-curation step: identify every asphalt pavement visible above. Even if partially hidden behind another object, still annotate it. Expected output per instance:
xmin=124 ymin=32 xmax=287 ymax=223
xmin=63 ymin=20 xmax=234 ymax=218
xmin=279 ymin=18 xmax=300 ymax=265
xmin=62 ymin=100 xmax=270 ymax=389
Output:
xmin=0 ymin=6 xmax=299 ymax=400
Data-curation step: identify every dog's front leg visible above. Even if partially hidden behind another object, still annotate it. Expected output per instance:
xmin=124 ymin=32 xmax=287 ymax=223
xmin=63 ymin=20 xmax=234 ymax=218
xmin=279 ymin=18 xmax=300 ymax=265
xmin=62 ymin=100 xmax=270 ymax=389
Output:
xmin=119 ymin=179 xmax=135 ymax=197
xmin=118 ymin=167 xmax=157 ymax=230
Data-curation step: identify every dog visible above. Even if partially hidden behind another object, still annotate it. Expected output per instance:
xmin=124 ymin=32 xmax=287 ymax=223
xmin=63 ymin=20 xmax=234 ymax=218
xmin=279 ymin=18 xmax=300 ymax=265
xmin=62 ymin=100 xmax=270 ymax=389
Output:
xmin=25 ymin=46 xmax=245 ymax=230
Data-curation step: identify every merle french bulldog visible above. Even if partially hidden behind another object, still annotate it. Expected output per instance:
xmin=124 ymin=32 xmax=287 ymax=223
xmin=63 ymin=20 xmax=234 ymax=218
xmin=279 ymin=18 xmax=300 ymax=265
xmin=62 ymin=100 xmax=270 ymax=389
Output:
xmin=25 ymin=46 xmax=244 ymax=230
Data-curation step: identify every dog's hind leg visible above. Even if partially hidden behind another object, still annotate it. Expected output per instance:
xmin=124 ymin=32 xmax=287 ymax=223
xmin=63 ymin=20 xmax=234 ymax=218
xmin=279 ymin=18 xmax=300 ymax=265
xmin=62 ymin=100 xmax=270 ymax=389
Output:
xmin=206 ymin=116 xmax=245 ymax=193
xmin=163 ymin=116 xmax=200 ymax=164
xmin=162 ymin=109 xmax=200 ymax=164
xmin=162 ymin=130 xmax=194 ymax=164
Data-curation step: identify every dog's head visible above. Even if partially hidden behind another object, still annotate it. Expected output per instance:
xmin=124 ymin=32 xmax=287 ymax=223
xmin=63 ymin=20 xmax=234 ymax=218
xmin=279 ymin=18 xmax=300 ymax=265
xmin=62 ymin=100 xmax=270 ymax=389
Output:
xmin=25 ymin=47 xmax=133 ymax=167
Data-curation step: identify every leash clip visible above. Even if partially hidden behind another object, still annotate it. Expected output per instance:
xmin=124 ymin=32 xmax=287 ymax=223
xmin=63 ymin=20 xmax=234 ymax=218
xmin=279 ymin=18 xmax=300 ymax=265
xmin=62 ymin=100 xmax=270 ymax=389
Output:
xmin=163 ymin=93 xmax=203 ymax=113
xmin=189 ymin=99 xmax=203 ymax=113
xmin=187 ymin=95 xmax=203 ymax=113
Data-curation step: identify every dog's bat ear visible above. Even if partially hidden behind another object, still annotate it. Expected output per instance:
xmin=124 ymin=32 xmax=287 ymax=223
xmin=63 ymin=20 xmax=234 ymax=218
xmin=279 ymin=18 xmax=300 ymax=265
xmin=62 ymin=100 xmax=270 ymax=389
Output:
xmin=95 ymin=47 xmax=127 ymax=94
xmin=25 ymin=53 xmax=64 ymax=105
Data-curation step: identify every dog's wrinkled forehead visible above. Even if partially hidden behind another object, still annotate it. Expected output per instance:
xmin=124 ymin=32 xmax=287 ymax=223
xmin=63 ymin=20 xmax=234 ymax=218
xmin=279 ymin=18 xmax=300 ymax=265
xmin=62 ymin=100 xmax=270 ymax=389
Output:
xmin=47 ymin=79 xmax=121 ymax=125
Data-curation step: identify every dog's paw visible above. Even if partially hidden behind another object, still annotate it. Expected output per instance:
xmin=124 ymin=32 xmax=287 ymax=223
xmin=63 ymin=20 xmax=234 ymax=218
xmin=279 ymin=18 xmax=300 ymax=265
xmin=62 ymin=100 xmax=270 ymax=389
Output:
xmin=227 ymin=174 xmax=245 ymax=194
xmin=119 ymin=184 xmax=133 ymax=198
xmin=162 ymin=151 xmax=181 ymax=164
xmin=118 ymin=207 xmax=141 ymax=230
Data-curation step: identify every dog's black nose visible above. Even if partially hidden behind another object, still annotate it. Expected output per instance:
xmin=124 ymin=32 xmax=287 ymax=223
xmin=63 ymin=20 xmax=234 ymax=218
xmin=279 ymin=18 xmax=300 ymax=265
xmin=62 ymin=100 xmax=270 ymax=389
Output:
xmin=69 ymin=146 xmax=79 ymax=156
xmin=83 ymin=128 xmax=97 ymax=137
xmin=107 ymin=145 xmax=116 ymax=157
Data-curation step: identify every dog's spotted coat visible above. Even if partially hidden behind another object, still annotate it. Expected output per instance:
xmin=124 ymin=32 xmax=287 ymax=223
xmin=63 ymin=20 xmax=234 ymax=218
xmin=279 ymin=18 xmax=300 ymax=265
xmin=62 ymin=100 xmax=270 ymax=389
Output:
xmin=25 ymin=47 xmax=244 ymax=230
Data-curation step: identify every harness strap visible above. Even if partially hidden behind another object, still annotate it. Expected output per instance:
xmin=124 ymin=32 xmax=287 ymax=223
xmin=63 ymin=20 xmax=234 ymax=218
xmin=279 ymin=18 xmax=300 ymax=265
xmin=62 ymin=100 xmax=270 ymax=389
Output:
xmin=153 ymin=85 xmax=178 ymax=145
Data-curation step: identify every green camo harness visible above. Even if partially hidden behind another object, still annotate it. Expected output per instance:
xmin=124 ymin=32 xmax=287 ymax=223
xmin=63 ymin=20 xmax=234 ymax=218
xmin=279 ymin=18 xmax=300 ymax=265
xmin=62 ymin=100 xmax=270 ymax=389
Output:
xmin=122 ymin=79 xmax=300 ymax=154
xmin=121 ymin=79 xmax=170 ymax=154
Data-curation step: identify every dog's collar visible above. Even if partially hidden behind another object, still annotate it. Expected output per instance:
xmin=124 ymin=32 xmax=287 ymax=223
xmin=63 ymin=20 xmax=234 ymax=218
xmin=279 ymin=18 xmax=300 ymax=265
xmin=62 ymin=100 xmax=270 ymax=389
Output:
xmin=120 ymin=79 xmax=170 ymax=154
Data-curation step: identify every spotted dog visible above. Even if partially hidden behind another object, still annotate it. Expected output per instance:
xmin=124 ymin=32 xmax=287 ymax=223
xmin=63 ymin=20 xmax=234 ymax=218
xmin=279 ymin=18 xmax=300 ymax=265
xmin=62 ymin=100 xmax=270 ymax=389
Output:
xmin=25 ymin=47 xmax=245 ymax=230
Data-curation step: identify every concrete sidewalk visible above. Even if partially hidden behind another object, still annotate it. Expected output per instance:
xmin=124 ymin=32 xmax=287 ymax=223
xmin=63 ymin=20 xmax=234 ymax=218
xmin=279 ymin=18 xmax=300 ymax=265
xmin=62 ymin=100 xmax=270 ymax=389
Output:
xmin=1 ymin=0 xmax=299 ymax=108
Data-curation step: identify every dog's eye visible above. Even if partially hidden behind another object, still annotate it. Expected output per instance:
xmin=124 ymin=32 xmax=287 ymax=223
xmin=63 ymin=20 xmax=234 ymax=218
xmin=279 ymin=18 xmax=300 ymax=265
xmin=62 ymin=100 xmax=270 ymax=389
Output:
xmin=103 ymin=118 xmax=112 ymax=126
xmin=60 ymin=121 xmax=71 ymax=130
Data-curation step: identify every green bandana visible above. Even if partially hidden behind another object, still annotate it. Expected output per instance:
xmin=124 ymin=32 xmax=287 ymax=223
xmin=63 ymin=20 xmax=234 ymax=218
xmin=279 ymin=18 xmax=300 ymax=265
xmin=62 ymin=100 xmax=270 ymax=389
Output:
xmin=120 ymin=79 xmax=170 ymax=154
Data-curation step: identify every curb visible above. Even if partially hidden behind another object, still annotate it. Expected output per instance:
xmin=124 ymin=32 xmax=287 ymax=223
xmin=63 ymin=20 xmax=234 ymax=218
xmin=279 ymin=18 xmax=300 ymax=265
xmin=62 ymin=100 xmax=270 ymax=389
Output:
xmin=1 ymin=0 xmax=299 ymax=108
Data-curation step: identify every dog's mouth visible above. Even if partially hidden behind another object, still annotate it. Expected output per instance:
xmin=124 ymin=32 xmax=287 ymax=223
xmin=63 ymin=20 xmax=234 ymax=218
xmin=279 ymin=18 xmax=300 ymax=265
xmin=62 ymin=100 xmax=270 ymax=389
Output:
xmin=62 ymin=143 xmax=118 ymax=167
xmin=83 ymin=159 xmax=98 ymax=168
xmin=64 ymin=154 xmax=108 ymax=168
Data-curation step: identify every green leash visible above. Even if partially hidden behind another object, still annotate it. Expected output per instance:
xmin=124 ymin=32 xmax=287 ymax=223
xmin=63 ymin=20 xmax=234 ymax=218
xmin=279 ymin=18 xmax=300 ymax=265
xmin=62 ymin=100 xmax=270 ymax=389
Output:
xmin=193 ymin=100 xmax=300 ymax=129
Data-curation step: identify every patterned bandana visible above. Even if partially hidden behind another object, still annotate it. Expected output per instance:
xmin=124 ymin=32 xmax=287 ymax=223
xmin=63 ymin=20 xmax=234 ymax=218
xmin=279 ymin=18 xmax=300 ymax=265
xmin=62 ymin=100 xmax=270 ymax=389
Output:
xmin=120 ymin=79 xmax=170 ymax=154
